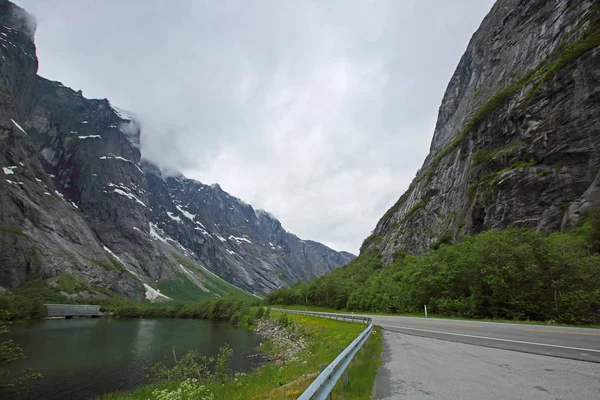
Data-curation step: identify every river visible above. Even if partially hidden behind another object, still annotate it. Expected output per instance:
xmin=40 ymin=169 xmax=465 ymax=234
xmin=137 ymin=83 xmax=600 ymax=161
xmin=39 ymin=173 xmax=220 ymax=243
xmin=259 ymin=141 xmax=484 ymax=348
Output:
xmin=4 ymin=318 xmax=264 ymax=400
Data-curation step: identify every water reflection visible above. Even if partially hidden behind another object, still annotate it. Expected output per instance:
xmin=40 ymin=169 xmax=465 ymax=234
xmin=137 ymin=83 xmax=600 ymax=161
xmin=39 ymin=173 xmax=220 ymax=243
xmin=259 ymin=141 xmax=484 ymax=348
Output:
xmin=4 ymin=318 xmax=263 ymax=400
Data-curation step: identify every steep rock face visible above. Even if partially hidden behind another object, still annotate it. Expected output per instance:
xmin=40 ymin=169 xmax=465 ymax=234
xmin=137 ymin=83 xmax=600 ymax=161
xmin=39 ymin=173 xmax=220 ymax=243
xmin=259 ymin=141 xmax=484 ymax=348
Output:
xmin=0 ymin=0 xmax=156 ymax=299
xmin=145 ymin=165 xmax=355 ymax=294
xmin=0 ymin=0 xmax=352 ymax=299
xmin=25 ymin=78 xmax=171 ymax=281
xmin=364 ymin=0 xmax=600 ymax=259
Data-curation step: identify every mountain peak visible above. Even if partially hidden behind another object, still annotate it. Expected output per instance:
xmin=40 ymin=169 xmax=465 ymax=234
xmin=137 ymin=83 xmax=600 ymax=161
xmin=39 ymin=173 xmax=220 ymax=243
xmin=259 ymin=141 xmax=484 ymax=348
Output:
xmin=255 ymin=208 xmax=276 ymax=221
xmin=0 ymin=0 xmax=36 ymax=39
xmin=0 ymin=0 xmax=354 ymax=300
xmin=143 ymin=160 xmax=354 ymax=293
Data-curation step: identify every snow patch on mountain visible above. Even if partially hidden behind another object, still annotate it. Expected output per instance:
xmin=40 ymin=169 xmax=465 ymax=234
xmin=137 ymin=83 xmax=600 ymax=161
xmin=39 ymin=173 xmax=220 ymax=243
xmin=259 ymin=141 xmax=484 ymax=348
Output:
xmin=2 ymin=166 xmax=16 ymax=175
xmin=99 ymin=154 xmax=144 ymax=175
xmin=149 ymin=223 xmax=169 ymax=244
xmin=229 ymin=235 xmax=252 ymax=245
xmin=175 ymin=204 xmax=196 ymax=222
xmin=166 ymin=211 xmax=181 ymax=222
xmin=10 ymin=119 xmax=27 ymax=135
xmin=144 ymin=283 xmax=170 ymax=301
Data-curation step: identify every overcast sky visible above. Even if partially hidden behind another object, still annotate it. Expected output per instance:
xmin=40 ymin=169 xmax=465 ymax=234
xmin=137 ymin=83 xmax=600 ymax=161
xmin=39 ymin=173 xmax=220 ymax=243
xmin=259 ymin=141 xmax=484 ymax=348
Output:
xmin=16 ymin=0 xmax=495 ymax=253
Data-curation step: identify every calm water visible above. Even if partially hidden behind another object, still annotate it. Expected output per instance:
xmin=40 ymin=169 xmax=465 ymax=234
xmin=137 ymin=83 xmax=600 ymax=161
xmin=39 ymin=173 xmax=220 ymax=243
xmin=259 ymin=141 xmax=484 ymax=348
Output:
xmin=5 ymin=318 xmax=263 ymax=400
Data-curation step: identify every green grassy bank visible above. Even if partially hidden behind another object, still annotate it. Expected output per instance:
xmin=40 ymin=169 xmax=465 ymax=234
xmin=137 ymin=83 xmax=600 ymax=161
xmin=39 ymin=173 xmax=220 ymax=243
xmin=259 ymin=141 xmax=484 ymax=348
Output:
xmin=101 ymin=312 xmax=382 ymax=400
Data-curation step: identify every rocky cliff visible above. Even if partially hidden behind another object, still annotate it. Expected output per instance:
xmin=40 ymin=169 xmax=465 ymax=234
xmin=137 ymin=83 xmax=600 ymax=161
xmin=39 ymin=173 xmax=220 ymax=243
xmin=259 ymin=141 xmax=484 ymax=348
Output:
xmin=363 ymin=0 xmax=600 ymax=260
xmin=144 ymin=166 xmax=354 ymax=293
xmin=0 ymin=0 xmax=353 ymax=300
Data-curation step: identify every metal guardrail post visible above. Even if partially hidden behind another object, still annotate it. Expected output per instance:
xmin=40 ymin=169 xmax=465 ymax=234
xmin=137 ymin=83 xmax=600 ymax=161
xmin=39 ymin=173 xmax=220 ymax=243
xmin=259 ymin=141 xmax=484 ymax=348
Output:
xmin=272 ymin=308 xmax=373 ymax=400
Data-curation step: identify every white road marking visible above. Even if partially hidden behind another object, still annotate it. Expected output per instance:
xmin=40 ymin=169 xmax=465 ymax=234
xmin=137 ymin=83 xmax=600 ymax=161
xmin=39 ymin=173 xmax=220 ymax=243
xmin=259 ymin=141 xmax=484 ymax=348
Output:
xmin=378 ymin=324 xmax=600 ymax=354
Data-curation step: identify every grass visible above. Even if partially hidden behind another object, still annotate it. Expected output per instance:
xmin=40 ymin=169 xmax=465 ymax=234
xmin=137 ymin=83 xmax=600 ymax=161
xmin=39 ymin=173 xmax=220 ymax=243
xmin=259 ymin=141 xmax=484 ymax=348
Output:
xmin=11 ymin=275 xmax=122 ymax=307
xmin=471 ymin=149 xmax=492 ymax=167
xmin=100 ymin=312 xmax=380 ymax=399
xmin=13 ymin=277 xmax=75 ymax=303
xmin=477 ymin=158 xmax=537 ymax=186
xmin=404 ymin=201 xmax=427 ymax=220
xmin=333 ymin=326 xmax=382 ymax=400
xmin=272 ymin=305 xmax=600 ymax=329
xmin=203 ymin=272 xmax=257 ymax=302
xmin=171 ymin=254 xmax=257 ymax=302
xmin=91 ymin=285 xmax=121 ymax=299
xmin=0 ymin=224 xmax=29 ymax=239
xmin=55 ymin=273 xmax=88 ymax=294
xmin=88 ymin=256 xmax=127 ymax=273
xmin=157 ymin=273 xmax=214 ymax=302
xmin=467 ymin=182 xmax=479 ymax=198
xmin=525 ymin=12 xmax=600 ymax=100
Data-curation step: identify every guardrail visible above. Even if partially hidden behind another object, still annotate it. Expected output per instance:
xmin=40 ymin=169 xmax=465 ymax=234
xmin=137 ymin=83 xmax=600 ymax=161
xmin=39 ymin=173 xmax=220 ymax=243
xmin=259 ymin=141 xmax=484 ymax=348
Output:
xmin=273 ymin=309 xmax=373 ymax=400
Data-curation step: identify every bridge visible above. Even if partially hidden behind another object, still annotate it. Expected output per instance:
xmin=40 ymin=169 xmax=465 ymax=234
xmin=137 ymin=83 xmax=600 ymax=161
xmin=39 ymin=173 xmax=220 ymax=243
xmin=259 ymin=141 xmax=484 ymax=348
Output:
xmin=45 ymin=304 xmax=102 ymax=318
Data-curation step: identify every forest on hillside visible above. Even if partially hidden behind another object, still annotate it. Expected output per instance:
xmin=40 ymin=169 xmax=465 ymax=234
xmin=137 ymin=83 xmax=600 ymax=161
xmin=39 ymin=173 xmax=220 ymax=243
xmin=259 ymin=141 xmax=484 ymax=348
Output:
xmin=267 ymin=210 xmax=600 ymax=325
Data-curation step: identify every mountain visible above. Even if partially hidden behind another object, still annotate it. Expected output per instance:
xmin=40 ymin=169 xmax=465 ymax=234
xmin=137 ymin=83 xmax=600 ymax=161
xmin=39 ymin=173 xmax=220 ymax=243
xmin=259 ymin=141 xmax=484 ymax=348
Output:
xmin=265 ymin=0 xmax=600 ymax=325
xmin=363 ymin=0 xmax=600 ymax=260
xmin=0 ymin=0 xmax=354 ymax=301
xmin=144 ymin=165 xmax=355 ymax=293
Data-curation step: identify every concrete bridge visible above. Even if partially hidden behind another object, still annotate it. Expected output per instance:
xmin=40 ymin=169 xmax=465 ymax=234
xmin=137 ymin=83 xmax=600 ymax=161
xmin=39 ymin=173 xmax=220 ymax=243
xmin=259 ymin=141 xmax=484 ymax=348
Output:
xmin=45 ymin=304 xmax=102 ymax=318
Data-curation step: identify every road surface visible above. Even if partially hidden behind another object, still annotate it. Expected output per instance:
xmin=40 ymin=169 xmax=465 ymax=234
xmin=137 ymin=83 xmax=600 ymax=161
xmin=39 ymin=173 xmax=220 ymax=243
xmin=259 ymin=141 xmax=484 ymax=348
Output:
xmin=368 ymin=315 xmax=600 ymax=363
xmin=368 ymin=315 xmax=600 ymax=399
xmin=274 ymin=309 xmax=600 ymax=398
xmin=375 ymin=331 xmax=600 ymax=400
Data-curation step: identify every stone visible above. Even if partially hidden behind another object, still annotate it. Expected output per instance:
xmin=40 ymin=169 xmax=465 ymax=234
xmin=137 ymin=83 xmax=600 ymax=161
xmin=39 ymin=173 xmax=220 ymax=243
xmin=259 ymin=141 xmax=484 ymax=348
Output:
xmin=363 ymin=0 xmax=600 ymax=261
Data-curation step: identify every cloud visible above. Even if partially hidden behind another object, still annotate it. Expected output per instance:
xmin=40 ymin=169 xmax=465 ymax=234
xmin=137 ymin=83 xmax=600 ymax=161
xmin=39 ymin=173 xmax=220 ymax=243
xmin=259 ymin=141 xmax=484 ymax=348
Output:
xmin=16 ymin=0 xmax=495 ymax=253
xmin=7 ymin=1 xmax=37 ymax=39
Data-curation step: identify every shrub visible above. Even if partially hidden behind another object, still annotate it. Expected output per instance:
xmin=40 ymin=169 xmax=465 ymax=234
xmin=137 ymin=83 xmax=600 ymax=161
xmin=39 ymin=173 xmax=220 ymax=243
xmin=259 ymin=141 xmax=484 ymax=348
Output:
xmin=0 ymin=296 xmax=46 ymax=321
xmin=405 ymin=201 xmax=427 ymax=219
xmin=266 ymin=211 xmax=600 ymax=325
xmin=471 ymin=150 xmax=492 ymax=167
xmin=0 ymin=311 xmax=43 ymax=391
xmin=254 ymin=307 xmax=265 ymax=319
xmin=588 ymin=208 xmax=600 ymax=253
xmin=277 ymin=313 xmax=290 ymax=327
xmin=151 ymin=379 xmax=213 ymax=400
xmin=149 ymin=343 xmax=233 ymax=384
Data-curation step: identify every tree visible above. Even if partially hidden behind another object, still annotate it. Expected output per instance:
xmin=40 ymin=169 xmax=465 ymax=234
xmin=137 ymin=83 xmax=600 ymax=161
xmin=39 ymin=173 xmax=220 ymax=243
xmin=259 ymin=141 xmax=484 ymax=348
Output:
xmin=0 ymin=310 xmax=42 ymax=392
xmin=265 ymin=219 xmax=600 ymax=324
xmin=588 ymin=208 xmax=600 ymax=253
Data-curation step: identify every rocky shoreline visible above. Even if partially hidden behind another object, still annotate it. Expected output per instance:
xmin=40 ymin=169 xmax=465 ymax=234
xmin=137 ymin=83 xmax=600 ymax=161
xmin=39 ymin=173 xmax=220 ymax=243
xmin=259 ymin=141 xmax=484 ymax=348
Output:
xmin=254 ymin=318 xmax=307 ymax=363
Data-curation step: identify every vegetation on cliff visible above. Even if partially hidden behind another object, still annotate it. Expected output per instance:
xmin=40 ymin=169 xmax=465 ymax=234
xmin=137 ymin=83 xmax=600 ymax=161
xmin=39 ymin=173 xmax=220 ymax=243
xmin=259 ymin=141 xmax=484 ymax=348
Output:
xmin=267 ymin=210 xmax=600 ymax=325
xmin=368 ymin=5 xmax=600 ymax=251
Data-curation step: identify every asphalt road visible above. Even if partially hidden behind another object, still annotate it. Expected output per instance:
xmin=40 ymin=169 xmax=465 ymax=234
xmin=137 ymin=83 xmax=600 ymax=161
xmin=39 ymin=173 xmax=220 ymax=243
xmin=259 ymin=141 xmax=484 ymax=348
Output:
xmin=274 ymin=310 xmax=600 ymax=398
xmin=368 ymin=315 xmax=600 ymax=363
xmin=375 ymin=331 xmax=600 ymax=400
